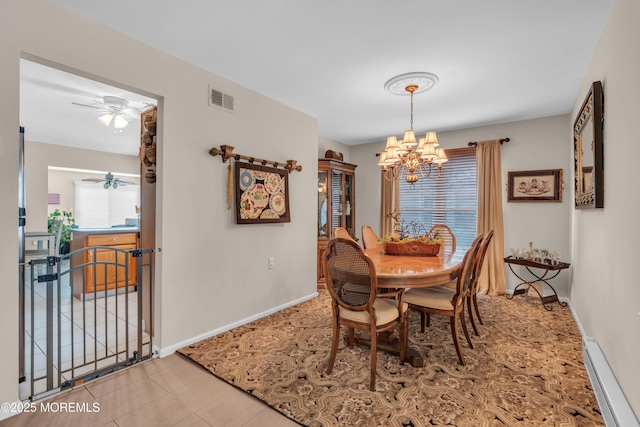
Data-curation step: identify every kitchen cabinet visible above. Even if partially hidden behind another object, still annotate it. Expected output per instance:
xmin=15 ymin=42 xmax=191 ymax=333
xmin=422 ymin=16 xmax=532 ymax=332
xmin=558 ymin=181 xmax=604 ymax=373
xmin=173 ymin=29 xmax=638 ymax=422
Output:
xmin=317 ymin=158 xmax=356 ymax=285
xmin=70 ymin=230 xmax=138 ymax=296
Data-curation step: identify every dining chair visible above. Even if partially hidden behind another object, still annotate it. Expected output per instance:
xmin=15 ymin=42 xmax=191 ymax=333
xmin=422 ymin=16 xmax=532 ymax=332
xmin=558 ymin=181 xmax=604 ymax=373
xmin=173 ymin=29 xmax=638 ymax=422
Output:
xmin=361 ymin=225 xmax=382 ymax=250
xmin=25 ymin=220 xmax=63 ymax=276
xmin=467 ymin=230 xmax=494 ymax=335
xmin=334 ymin=226 xmax=353 ymax=240
xmin=323 ymin=237 xmax=408 ymax=391
xmin=403 ymin=234 xmax=482 ymax=365
xmin=429 ymin=224 xmax=456 ymax=254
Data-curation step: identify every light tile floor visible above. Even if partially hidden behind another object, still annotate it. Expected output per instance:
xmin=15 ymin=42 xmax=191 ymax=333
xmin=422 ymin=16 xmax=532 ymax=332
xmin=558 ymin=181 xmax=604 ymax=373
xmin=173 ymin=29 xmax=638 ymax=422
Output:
xmin=2 ymin=354 xmax=298 ymax=427
xmin=21 ymin=264 xmax=151 ymax=400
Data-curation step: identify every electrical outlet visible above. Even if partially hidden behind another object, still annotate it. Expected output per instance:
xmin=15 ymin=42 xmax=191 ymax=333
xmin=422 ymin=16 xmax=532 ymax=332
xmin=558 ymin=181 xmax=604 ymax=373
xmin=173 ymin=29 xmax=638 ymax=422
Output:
xmin=268 ymin=257 xmax=275 ymax=269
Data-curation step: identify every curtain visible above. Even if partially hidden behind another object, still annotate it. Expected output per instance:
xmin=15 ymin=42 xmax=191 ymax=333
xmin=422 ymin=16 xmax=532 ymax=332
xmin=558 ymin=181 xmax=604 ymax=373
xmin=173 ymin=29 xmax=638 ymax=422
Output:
xmin=380 ymin=171 xmax=398 ymax=237
xmin=476 ymin=140 xmax=506 ymax=295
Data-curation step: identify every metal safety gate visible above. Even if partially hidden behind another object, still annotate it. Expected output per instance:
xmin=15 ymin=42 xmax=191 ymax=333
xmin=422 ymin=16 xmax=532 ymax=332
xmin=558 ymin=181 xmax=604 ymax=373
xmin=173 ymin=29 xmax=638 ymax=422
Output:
xmin=22 ymin=246 xmax=154 ymax=401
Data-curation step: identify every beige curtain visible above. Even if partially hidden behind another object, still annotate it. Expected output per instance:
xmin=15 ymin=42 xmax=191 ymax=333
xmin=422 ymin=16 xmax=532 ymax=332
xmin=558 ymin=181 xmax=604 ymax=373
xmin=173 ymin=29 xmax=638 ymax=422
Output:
xmin=380 ymin=172 xmax=399 ymax=237
xmin=476 ymin=140 xmax=506 ymax=296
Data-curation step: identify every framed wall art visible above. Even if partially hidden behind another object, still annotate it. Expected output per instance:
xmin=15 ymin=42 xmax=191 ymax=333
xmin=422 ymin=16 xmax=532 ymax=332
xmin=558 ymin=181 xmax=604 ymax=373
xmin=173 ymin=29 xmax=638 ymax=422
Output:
xmin=507 ymin=169 xmax=563 ymax=203
xmin=574 ymin=81 xmax=604 ymax=209
xmin=235 ymin=162 xmax=290 ymax=224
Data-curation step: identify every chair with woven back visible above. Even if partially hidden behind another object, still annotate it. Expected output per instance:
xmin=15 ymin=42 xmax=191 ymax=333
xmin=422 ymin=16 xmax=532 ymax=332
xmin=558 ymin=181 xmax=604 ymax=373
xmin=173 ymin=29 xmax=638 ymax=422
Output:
xmin=429 ymin=224 xmax=456 ymax=254
xmin=323 ymin=237 xmax=408 ymax=391
xmin=403 ymin=234 xmax=483 ymax=365
xmin=361 ymin=225 xmax=382 ymax=251
xmin=334 ymin=226 xmax=353 ymax=240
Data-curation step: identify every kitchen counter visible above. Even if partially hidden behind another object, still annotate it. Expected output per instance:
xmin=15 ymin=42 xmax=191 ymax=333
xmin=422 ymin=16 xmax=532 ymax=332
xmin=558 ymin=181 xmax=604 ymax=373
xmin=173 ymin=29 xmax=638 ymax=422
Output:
xmin=71 ymin=227 xmax=139 ymax=235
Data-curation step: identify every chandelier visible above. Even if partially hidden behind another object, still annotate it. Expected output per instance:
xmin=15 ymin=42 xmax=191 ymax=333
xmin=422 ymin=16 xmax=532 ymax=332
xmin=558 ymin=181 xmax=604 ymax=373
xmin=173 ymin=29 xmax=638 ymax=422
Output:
xmin=378 ymin=72 xmax=448 ymax=184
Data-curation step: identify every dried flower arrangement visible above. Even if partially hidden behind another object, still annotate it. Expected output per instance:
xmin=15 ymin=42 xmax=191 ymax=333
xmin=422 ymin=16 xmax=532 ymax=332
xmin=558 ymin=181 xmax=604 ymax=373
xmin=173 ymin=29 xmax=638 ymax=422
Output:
xmin=381 ymin=211 xmax=442 ymax=256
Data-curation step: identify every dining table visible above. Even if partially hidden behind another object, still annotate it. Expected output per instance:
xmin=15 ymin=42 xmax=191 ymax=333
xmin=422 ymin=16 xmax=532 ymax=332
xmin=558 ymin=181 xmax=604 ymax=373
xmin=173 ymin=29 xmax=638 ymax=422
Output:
xmin=349 ymin=247 xmax=466 ymax=367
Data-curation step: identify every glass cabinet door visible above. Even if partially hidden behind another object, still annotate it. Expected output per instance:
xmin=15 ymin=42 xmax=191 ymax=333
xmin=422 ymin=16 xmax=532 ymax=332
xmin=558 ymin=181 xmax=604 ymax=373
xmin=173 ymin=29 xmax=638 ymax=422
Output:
xmin=344 ymin=173 xmax=354 ymax=236
xmin=318 ymin=171 xmax=328 ymax=237
xmin=331 ymin=170 xmax=343 ymax=233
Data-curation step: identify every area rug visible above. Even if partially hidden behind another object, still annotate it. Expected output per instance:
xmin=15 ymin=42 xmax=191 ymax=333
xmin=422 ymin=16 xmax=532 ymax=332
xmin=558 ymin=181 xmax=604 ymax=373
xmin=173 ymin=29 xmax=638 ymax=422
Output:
xmin=177 ymin=292 xmax=603 ymax=426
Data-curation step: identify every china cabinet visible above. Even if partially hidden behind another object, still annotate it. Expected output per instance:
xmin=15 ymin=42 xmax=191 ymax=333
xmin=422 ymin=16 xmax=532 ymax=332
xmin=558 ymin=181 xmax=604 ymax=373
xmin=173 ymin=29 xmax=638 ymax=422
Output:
xmin=317 ymin=158 xmax=357 ymax=284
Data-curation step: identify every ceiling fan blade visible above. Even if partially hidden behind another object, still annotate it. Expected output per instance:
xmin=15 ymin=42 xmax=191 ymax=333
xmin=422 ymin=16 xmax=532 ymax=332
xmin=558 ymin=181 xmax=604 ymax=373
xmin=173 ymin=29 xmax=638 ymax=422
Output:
xmin=122 ymin=107 xmax=141 ymax=119
xmin=72 ymin=102 xmax=104 ymax=110
xmin=114 ymin=178 xmax=135 ymax=185
xmin=81 ymin=178 xmax=106 ymax=183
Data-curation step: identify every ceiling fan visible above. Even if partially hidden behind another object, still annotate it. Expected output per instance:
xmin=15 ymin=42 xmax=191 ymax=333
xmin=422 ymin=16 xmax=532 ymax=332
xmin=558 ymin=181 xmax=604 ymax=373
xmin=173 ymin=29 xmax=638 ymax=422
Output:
xmin=82 ymin=172 xmax=135 ymax=189
xmin=72 ymin=96 xmax=142 ymax=129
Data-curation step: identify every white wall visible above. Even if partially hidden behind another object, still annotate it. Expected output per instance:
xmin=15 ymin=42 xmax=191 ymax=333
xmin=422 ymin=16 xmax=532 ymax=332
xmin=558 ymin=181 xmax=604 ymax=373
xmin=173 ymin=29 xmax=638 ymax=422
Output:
xmin=570 ymin=0 xmax=640 ymax=417
xmin=0 ymin=1 xmax=317 ymax=417
xmin=351 ymin=115 xmax=573 ymax=294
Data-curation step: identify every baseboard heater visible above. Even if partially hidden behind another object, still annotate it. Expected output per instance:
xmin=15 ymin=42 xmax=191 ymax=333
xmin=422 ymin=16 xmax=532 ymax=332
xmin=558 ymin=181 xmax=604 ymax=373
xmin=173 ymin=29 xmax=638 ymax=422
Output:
xmin=582 ymin=337 xmax=639 ymax=427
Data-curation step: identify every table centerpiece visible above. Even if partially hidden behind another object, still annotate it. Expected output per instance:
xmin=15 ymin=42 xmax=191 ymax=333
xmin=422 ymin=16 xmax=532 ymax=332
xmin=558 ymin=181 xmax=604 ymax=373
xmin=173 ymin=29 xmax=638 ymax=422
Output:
xmin=380 ymin=213 xmax=443 ymax=256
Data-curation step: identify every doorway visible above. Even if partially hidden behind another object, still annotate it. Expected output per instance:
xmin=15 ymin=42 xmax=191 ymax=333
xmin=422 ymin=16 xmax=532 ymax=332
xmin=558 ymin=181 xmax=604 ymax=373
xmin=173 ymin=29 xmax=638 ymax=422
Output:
xmin=19 ymin=56 xmax=159 ymax=400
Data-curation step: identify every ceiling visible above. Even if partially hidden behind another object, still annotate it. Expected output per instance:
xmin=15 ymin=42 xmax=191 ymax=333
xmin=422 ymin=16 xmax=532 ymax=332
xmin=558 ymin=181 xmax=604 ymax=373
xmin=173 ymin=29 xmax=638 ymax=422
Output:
xmin=24 ymin=1 xmax=614 ymax=154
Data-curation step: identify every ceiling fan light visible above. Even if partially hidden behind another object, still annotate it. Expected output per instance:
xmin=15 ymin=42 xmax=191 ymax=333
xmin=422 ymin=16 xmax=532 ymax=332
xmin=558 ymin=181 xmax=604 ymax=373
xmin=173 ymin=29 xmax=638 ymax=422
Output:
xmin=103 ymin=182 xmax=110 ymax=189
xmin=113 ymin=114 xmax=128 ymax=129
xmin=98 ymin=113 xmax=113 ymax=126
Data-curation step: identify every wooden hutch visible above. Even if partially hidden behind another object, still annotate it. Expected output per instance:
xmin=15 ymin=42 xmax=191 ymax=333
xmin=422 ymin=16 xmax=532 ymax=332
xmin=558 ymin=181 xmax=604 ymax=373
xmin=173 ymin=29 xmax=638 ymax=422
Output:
xmin=317 ymin=156 xmax=357 ymax=286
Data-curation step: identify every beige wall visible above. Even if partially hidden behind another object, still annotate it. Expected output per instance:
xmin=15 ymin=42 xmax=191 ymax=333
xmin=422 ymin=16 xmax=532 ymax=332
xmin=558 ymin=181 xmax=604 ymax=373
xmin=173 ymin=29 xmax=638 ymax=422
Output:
xmin=570 ymin=0 xmax=640 ymax=416
xmin=351 ymin=115 xmax=573 ymax=295
xmin=318 ymin=136 xmax=351 ymax=163
xmin=0 ymin=1 xmax=317 ymax=416
xmin=25 ymin=141 xmax=140 ymax=232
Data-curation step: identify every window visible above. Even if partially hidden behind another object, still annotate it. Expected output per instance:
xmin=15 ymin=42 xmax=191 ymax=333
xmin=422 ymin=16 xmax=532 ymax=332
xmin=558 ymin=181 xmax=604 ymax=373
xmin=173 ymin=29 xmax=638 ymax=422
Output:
xmin=74 ymin=181 xmax=140 ymax=228
xmin=398 ymin=147 xmax=477 ymax=250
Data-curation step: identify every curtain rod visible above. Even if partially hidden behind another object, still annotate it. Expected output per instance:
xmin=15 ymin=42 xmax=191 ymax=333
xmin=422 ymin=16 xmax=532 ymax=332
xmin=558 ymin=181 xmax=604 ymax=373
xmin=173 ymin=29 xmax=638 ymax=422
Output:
xmin=467 ymin=137 xmax=510 ymax=147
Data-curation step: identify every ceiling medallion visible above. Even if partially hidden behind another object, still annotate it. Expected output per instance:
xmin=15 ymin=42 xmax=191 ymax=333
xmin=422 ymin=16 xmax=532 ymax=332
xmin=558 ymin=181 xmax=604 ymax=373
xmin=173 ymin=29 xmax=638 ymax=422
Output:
xmin=384 ymin=72 xmax=439 ymax=96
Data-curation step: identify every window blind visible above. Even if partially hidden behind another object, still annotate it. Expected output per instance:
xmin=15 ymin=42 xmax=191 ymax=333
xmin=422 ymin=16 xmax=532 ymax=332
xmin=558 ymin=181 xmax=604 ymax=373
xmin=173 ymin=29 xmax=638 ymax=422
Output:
xmin=398 ymin=147 xmax=477 ymax=250
xmin=74 ymin=181 xmax=140 ymax=228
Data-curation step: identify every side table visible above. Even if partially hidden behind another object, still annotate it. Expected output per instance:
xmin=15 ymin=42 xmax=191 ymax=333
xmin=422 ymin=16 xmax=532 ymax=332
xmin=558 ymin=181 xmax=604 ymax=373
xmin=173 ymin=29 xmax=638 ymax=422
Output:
xmin=504 ymin=256 xmax=570 ymax=310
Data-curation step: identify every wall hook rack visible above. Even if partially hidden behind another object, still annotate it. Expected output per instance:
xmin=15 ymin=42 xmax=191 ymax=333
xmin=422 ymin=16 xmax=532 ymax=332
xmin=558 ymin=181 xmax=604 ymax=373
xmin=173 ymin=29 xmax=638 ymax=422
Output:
xmin=209 ymin=145 xmax=302 ymax=173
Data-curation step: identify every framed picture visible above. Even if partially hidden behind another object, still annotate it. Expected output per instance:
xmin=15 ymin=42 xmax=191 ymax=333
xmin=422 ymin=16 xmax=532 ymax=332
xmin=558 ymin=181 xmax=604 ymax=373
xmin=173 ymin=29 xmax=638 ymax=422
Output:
xmin=574 ymin=81 xmax=604 ymax=209
xmin=235 ymin=162 xmax=290 ymax=224
xmin=507 ymin=169 xmax=562 ymax=202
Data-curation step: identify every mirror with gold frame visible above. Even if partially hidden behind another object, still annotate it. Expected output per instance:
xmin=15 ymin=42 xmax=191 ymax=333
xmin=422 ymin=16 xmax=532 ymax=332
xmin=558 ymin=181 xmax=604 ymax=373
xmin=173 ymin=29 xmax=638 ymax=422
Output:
xmin=574 ymin=81 xmax=604 ymax=209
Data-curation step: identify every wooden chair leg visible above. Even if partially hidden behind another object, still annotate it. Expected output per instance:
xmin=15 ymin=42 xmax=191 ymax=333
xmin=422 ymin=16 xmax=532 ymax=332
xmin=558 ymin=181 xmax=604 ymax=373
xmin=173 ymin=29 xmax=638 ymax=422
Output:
xmin=473 ymin=294 xmax=484 ymax=325
xmin=399 ymin=314 xmax=407 ymax=364
xmin=420 ymin=312 xmax=426 ymax=333
xmin=450 ymin=316 xmax=465 ymax=366
xmin=460 ymin=309 xmax=474 ymax=349
xmin=467 ymin=296 xmax=479 ymax=336
xmin=426 ymin=313 xmax=431 ymax=327
xmin=347 ymin=327 xmax=355 ymax=346
xmin=369 ymin=325 xmax=377 ymax=391
xmin=327 ymin=321 xmax=340 ymax=374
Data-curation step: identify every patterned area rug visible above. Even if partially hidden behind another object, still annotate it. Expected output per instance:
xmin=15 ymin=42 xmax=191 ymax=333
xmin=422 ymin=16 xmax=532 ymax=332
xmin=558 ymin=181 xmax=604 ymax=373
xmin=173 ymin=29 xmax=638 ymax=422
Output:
xmin=178 ymin=292 xmax=603 ymax=426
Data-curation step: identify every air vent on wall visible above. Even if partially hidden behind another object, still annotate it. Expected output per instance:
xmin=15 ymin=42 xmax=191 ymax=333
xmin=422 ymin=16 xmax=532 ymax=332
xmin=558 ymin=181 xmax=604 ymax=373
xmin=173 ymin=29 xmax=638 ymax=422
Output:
xmin=208 ymin=85 xmax=234 ymax=113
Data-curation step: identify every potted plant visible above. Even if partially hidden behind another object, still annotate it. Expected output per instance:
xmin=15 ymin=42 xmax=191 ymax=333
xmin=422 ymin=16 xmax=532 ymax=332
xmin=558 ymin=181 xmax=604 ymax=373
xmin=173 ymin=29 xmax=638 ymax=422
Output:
xmin=380 ymin=212 xmax=442 ymax=256
xmin=48 ymin=209 xmax=76 ymax=254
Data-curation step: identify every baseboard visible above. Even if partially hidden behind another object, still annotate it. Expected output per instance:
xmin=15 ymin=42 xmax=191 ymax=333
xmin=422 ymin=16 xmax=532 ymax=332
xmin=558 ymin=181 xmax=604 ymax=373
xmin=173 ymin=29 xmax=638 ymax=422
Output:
xmin=157 ymin=291 xmax=319 ymax=358
xmin=582 ymin=337 xmax=640 ymax=427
